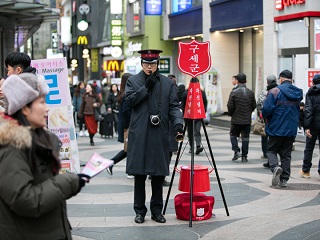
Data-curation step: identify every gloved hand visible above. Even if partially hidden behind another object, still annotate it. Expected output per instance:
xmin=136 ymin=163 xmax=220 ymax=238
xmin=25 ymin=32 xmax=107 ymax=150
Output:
xmin=77 ymin=173 xmax=90 ymax=192
xmin=174 ymin=124 xmax=183 ymax=134
xmin=145 ymin=70 xmax=159 ymax=90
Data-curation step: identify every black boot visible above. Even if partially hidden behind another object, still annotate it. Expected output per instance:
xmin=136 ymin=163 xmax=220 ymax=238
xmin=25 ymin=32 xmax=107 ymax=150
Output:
xmin=89 ymin=134 xmax=94 ymax=146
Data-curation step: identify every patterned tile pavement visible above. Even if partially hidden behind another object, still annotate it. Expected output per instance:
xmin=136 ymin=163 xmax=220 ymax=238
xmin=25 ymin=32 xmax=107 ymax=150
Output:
xmin=69 ymin=123 xmax=320 ymax=240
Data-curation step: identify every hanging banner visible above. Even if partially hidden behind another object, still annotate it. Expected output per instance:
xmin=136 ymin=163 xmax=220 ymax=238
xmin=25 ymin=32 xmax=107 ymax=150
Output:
xmin=184 ymin=80 xmax=206 ymax=119
xmin=31 ymin=58 xmax=80 ymax=173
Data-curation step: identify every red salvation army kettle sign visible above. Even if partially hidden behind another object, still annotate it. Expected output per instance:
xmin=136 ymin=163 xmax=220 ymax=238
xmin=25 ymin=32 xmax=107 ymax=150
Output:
xmin=177 ymin=40 xmax=211 ymax=78
xmin=177 ymin=40 xmax=211 ymax=119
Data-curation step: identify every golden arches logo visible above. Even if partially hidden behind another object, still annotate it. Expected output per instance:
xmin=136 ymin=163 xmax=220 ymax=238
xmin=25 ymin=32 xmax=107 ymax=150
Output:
xmin=77 ymin=36 xmax=88 ymax=45
xmin=107 ymin=60 xmax=119 ymax=71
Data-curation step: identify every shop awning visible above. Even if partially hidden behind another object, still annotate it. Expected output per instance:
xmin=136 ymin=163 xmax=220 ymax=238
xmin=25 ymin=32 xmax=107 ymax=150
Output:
xmin=0 ymin=0 xmax=60 ymax=49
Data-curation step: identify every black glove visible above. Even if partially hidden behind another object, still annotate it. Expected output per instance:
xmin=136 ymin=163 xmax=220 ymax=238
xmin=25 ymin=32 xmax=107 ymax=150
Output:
xmin=145 ymin=71 xmax=159 ymax=90
xmin=174 ymin=124 xmax=183 ymax=134
xmin=77 ymin=173 xmax=90 ymax=192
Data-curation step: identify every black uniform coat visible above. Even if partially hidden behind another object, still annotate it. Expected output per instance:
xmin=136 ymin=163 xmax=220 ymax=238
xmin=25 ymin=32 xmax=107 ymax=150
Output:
xmin=125 ymin=71 xmax=183 ymax=176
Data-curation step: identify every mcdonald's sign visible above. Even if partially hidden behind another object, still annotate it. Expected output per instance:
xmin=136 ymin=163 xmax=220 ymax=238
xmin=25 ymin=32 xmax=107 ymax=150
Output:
xmin=77 ymin=36 xmax=88 ymax=45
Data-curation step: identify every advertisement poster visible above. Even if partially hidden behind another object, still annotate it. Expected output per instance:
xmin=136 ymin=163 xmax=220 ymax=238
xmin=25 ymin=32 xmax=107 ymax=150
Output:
xmin=205 ymin=68 xmax=223 ymax=115
xmin=31 ymin=58 xmax=80 ymax=173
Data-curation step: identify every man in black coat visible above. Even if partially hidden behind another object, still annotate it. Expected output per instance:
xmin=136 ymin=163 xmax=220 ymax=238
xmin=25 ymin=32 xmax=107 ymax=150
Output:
xmin=125 ymin=49 xmax=183 ymax=224
xmin=227 ymin=73 xmax=256 ymax=162
xmin=300 ymin=74 xmax=320 ymax=178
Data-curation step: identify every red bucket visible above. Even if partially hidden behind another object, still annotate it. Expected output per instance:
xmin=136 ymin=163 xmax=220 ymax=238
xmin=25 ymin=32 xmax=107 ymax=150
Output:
xmin=177 ymin=165 xmax=213 ymax=192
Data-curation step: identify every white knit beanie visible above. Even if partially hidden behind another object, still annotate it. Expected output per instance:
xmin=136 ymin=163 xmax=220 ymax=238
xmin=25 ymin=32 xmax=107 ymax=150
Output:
xmin=2 ymin=73 xmax=49 ymax=115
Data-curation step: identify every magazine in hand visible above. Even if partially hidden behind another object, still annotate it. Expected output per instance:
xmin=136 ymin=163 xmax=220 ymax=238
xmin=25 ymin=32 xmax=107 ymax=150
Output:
xmin=81 ymin=153 xmax=114 ymax=178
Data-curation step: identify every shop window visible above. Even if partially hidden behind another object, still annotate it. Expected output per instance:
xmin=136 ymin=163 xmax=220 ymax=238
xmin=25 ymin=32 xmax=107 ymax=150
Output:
xmin=314 ymin=19 xmax=320 ymax=52
xmin=278 ymin=20 xmax=308 ymax=49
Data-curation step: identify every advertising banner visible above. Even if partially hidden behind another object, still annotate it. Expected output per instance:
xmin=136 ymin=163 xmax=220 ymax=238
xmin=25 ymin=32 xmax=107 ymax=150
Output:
xmin=31 ymin=58 xmax=80 ymax=173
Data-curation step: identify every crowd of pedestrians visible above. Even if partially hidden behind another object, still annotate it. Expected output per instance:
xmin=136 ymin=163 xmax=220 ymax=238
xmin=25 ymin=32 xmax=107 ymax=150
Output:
xmin=2 ymin=50 xmax=320 ymax=236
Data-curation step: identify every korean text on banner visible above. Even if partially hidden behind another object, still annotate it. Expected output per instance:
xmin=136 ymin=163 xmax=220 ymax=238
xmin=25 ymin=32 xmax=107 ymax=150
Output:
xmin=31 ymin=58 xmax=80 ymax=173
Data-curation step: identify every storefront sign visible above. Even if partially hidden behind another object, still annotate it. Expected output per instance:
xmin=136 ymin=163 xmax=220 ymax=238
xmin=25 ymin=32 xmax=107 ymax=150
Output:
xmin=91 ymin=48 xmax=99 ymax=72
xmin=103 ymin=60 xmax=124 ymax=71
xmin=158 ymin=58 xmax=170 ymax=74
xmin=77 ymin=35 xmax=88 ymax=45
xmin=172 ymin=0 xmax=192 ymax=13
xmin=276 ymin=0 xmax=305 ymax=11
xmin=307 ymin=69 xmax=320 ymax=88
xmin=111 ymin=19 xmax=123 ymax=46
xmin=145 ymin=0 xmax=162 ymax=15
xmin=128 ymin=42 xmax=142 ymax=52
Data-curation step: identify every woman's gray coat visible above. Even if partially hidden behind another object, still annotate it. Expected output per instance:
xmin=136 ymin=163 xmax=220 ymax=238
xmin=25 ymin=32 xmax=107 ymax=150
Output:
xmin=125 ymin=71 xmax=183 ymax=176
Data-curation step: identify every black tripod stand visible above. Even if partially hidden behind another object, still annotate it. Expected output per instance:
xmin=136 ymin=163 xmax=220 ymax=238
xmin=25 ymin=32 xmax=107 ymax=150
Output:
xmin=163 ymin=118 xmax=229 ymax=227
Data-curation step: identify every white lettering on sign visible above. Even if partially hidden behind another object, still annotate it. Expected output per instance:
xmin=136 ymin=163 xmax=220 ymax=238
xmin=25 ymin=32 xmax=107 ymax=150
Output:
xmin=276 ymin=0 xmax=305 ymax=11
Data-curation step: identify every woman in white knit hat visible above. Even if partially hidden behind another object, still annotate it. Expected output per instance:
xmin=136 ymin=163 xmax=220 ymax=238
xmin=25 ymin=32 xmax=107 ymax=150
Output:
xmin=0 ymin=73 xmax=89 ymax=239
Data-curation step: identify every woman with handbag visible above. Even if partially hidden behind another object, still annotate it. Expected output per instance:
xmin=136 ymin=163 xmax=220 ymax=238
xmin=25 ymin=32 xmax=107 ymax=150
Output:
xmin=78 ymin=83 xmax=102 ymax=146
xmin=106 ymin=73 xmax=133 ymax=178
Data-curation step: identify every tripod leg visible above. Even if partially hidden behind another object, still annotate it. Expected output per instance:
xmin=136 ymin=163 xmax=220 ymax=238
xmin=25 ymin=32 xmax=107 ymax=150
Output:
xmin=202 ymin=119 xmax=230 ymax=216
xmin=189 ymin=120 xmax=195 ymax=227
xmin=163 ymin=123 xmax=188 ymax=215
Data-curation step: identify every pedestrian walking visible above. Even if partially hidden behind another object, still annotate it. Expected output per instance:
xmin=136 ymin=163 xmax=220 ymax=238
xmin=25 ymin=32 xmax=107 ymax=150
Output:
xmin=256 ymin=74 xmax=278 ymax=167
xmin=0 ymin=73 xmax=89 ymax=239
xmin=262 ymin=70 xmax=303 ymax=187
xmin=107 ymin=83 xmax=120 ymax=137
xmin=299 ymin=74 xmax=320 ymax=178
xmin=125 ymin=49 xmax=183 ymax=224
xmin=227 ymin=73 xmax=256 ymax=162
xmin=73 ymin=81 xmax=88 ymax=136
xmin=106 ymin=73 xmax=134 ymax=179
xmin=78 ymin=83 xmax=103 ymax=146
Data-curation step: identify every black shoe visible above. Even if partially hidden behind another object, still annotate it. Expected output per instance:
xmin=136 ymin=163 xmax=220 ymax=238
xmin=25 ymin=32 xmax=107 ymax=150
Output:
xmin=90 ymin=142 xmax=95 ymax=146
xmin=263 ymin=162 xmax=270 ymax=168
xmin=195 ymin=146 xmax=204 ymax=155
xmin=163 ymin=179 xmax=170 ymax=187
xmin=241 ymin=156 xmax=248 ymax=162
xmin=232 ymin=152 xmax=241 ymax=161
xmin=106 ymin=165 xmax=113 ymax=175
xmin=134 ymin=214 xmax=145 ymax=224
xmin=151 ymin=213 xmax=166 ymax=223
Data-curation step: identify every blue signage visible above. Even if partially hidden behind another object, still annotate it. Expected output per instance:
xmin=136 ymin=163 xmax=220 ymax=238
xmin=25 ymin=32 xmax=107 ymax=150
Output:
xmin=172 ymin=0 xmax=192 ymax=13
xmin=145 ymin=0 xmax=162 ymax=15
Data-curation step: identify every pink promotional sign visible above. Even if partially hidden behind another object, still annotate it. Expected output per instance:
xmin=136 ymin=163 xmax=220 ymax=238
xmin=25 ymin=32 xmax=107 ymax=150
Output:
xmin=31 ymin=58 xmax=80 ymax=173
xmin=177 ymin=40 xmax=211 ymax=78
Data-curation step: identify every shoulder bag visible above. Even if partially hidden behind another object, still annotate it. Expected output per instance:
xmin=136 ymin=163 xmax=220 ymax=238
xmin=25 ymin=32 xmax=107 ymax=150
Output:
xmin=253 ymin=119 xmax=266 ymax=136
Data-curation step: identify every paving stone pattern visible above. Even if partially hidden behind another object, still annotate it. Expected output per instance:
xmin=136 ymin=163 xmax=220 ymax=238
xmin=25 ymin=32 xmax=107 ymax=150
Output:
xmin=69 ymin=124 xmax=320 ymax=240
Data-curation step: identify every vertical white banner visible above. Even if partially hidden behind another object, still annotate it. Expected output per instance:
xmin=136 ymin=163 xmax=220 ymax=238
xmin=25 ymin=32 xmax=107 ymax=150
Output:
xmin=31 ymin=58 xmax=80 ymax=173
xmin=205 ymin=68 xmax=223 ymax=115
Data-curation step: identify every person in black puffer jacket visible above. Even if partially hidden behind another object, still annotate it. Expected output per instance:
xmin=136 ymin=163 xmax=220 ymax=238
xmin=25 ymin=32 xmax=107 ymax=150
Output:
xmin=227 ymin=73 xmax=256 ymax=162
xmin=299 ymin=74 xmax=320 ymax=178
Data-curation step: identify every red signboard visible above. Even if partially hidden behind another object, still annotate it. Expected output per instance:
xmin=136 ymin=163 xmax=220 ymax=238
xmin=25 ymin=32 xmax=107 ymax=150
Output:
xmin=276 ymin=0 xmax=305 ymax=11
xmin=307 ymin=69 xmax=320 ymax=88
xmin=177 ymin=40 xmax=211 ymax=78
